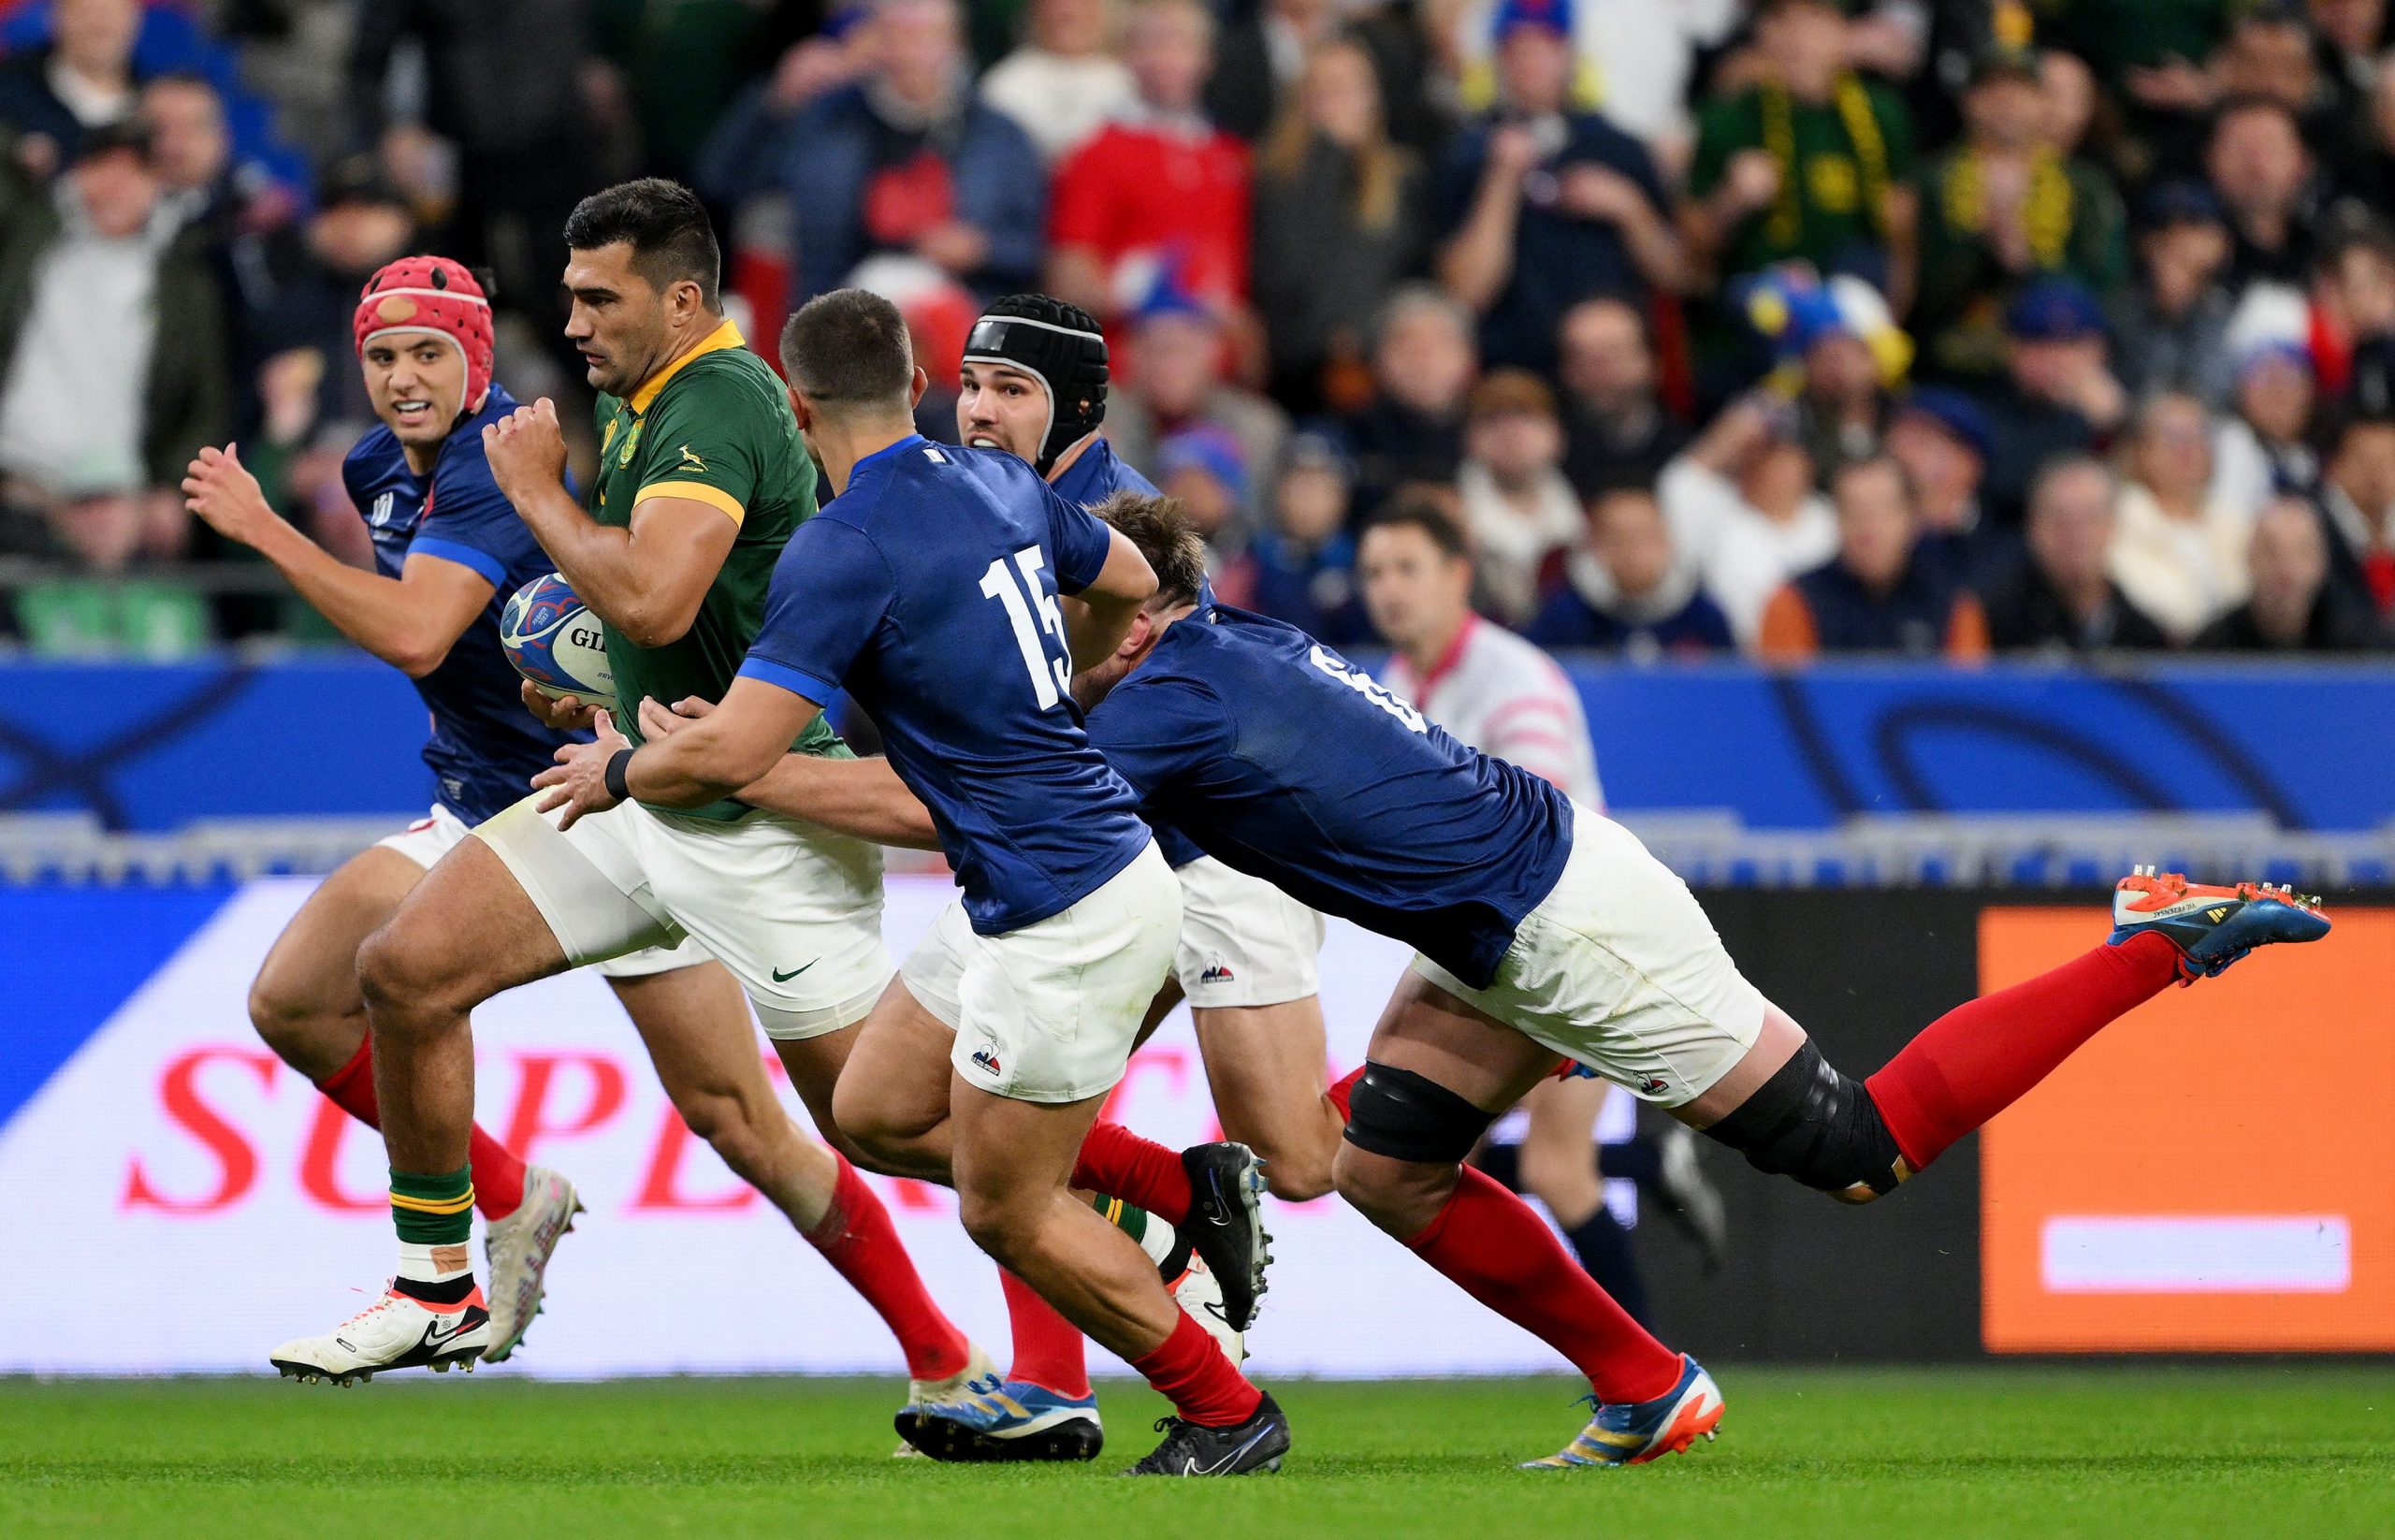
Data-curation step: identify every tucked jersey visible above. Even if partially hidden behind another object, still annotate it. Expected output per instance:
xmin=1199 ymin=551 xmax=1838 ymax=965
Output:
xmin=1083 ymin=606 xmax=1575 ymax=989
xmin=341 ymin=384 xmax=576 ymax=822
xmin=741 ymin=437 xmax=1153 ymax=933
xmin=589 ymin=317 xmax=844 ymax=819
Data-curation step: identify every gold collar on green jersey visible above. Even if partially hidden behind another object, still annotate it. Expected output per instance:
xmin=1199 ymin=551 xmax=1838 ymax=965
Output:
xmin=628 ymin=316 xmax=747 ymax=415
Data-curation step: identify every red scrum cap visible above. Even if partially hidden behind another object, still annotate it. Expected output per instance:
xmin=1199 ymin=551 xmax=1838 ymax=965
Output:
xmin=354 ymin=255 xmax=495 ymax=415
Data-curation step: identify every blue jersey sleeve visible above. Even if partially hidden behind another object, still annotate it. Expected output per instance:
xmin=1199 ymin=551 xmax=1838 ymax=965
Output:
xmin=1081 ymin=669 xmax=1232 ymax=799
xmin=410 ymin=449 xmax=524 ymax=590
xmin=1044 ymin=479 xmax=1115 ymax=594
xmin=737 ymin=518 xmax=896 ymax=705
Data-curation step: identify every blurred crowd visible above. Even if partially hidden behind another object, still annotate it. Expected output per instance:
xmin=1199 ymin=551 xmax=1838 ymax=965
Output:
xmin=2 ymin=0 xmax=2392 ymax=661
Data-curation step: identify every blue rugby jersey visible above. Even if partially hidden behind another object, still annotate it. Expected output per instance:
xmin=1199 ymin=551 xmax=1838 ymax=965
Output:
xmin=1049 ymin=435 xmax=1158 ymax=508
xmin=1082 ymin=605 xmax=1575 ymax=988
xmin=340 ymin=385 xmax=576 ymax=821
xmin=740 ymin=437 xmax=1154 ymax=933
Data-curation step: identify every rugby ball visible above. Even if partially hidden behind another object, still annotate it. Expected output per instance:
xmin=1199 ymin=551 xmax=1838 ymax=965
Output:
xmin=501 ymin=573 xmax=617 ymax=707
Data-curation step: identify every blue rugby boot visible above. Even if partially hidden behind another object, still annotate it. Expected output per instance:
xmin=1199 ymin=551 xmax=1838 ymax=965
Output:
xmin=2109 ymin=869 xmax=2330 ymax=982
xmin=897 ymin=1377 xmax=1104 ymax=1462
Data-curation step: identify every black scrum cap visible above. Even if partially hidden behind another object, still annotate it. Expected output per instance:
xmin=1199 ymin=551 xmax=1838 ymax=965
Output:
xmin=963 ymin=294 xmax=1110 ymax=474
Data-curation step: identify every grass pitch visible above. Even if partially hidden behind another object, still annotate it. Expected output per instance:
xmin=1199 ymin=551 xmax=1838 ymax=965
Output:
xmin=5 ymin=1368 xmax=2391 ymax=1539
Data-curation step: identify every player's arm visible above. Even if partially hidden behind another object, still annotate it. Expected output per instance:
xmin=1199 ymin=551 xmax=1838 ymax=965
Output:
xmin=1049 ymin=488 xmax=1157 ymax=670
xmin=181 ymin=443 xmax=488 ymax=677
xmin=537 ymin=517 xmax=892 ymax=827
xmin=637 ymin=695 xmax=940 ymax=849
xmin=483 ymin=398 xmax=736 ymax=647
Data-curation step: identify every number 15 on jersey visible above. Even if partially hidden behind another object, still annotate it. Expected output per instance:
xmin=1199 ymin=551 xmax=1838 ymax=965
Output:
xmin=980 ymin=545 xmax=1072 ymax=708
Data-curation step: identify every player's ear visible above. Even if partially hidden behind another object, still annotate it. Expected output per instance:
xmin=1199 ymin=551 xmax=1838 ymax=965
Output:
xmin=785 ymin=383 xmax=812 ymax=431
xmin=907 ymin=366 xmax=929 ymax=409
xmin=1120 ymin=609 xmax=1154 ymax=659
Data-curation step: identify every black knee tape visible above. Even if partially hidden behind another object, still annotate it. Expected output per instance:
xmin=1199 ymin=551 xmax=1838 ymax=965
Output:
xmin=1700 ymin=1040 xmax=1904 ymax=1196
xmin=1342 ymin=1062 xmax=1498 ymax=1165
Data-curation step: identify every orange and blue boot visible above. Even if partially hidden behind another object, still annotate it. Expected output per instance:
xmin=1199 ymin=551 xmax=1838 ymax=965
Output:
xmin=1520 ymin=1355 xmax=1723 ymax=1470
xmin=2109 ymin=867 xmax=2330 ymax=981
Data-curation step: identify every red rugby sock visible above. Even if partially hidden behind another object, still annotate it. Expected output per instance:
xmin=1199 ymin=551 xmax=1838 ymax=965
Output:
xmin=318 ymin=1038 xmax=527 ymax=1220
xmin=1000 ymin=1268 xmax=1091 ymax=1399
xmin=1328 ymin=1066 xmax=1363 ymax=1121
xmin=1070 ymin=1122 xmax=1192 ymax=1225
xmin=805 ymin=1155 xmax=972 ymax=1383
xmin=1865 ymin=932 xmax=2181 ymax=1171
xmin=1404 ymin=1165 xmax=1682 ymax=1404
xmin=1127 ymin=1311 xmax=1264 ymax=1428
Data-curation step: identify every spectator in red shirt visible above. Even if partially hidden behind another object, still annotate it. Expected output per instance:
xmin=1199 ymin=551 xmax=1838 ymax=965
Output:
xmin=1045 ymin=0 xmax=1250 ymax=324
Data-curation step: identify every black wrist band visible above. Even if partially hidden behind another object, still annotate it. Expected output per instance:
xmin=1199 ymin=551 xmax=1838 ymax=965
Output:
xmin=603 ymin=748 xmax=634 ymax=802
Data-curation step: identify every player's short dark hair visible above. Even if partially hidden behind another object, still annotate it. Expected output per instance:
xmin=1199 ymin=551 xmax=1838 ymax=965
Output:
xmin=780 ymin=288 xmax=917 ymax=409
xmin=1093 ymin=490 xmax=1207 ymax=609
xmin=563 ymin=178 xmax=720 ymax=307
xmin=1361 ymin=499 xmax=1469 ymax=562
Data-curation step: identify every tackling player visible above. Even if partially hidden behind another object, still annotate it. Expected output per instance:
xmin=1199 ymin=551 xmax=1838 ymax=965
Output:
xmin=538 ymin=289 xmax=1291 ymax=1478
xmin=701 ymin=490 xmax=2330 ymax=1471
xmin=181 ymin=255 xmax=831 ymax=1366
xmin=1359 ymin=504 xmax=1729 ymax=1306
xmin=266 ymin=190 xmax=992 ymax=1421
xmin=928 ymin=294 xmax=1339 ymax=1455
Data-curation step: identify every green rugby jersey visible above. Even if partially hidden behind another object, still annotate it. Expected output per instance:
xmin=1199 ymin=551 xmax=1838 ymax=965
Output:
xmin=591 ymin=318 xmax=848 ymax=821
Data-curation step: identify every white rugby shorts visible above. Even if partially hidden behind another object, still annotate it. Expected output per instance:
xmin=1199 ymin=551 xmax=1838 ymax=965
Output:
xmin=377 ymin=803 xmax=707 ymax=981
xmin=901 ymin=840 xmax=1181 ymax=1103
xmin=474 ymin=793 xmax=892 ymax=1038
xmin=1410 ymin=803 xmax=1766 ymax=1108
xmin=1172 ymin=854 xmax=1324 ymax=1009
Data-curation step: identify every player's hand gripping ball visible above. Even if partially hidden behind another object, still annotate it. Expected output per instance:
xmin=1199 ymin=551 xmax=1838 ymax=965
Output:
xmin=502 ymin=573 xmax=617 ymax=711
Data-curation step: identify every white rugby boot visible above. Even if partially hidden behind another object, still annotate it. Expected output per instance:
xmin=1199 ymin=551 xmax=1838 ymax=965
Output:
xmin=270 ymin=1285 xmax=490 ymax=1386
xmin=480 ymin=1165 xmax=582 ymax=1364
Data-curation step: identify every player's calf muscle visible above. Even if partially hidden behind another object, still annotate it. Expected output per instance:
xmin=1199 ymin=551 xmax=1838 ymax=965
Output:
xmin=1194 ymin=1002 xmax=1341 ymax=1200
xmin=1331 ymin=1142 xmax=1458 ymax=1235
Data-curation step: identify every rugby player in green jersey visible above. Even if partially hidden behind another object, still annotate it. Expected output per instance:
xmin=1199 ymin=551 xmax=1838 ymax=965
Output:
xmin=271 ymin=182 xmax=993 ymax=1426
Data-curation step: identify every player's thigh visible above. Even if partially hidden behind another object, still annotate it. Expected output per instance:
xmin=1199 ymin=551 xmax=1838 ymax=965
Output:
xmin=948 ymin=1077 xmax=1107 ymax=1243
xmin=1670 ymin=998 xmax=1812 ymax=1130
xmin=630 ymin=806 xmax=893 ymax=1039
xmin=470 ymin=793 xmax=683 ymax=971
xmin=362 ymin=831 xmax=573 ymax=1014
xmin=1515 ymin=1075 xmax=1608 ymax=1204
xmin=1362 ymin=969 xmax=1566 ymax=1113
xmin=1193 ymin=998 xmax=1336 ymax=1175
xmin=1415 ymin=806 xmax=1767 ymax=1111
xmin=767 ymin=1021 xmax=862 ymax=1142
xmin=250 ymin=845 xmax=428 ymax=1071
xmin=607 ymin=958 xmax=782 ymax=1128
xmin=830 ymin=978 xmax=965 ymax=1165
